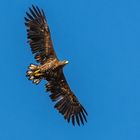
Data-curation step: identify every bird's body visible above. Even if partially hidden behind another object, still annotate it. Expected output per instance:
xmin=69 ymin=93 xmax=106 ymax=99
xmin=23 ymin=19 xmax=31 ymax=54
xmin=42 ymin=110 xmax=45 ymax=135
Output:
xmin=25 ymin=5 xmax=88 ymax=126
xmin=27 ymin=59 xmax=68 ymax=84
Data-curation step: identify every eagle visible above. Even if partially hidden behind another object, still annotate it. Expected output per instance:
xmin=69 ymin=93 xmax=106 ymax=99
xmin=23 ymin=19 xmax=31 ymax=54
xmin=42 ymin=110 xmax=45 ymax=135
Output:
xmin=25 ymin=5 xmax=88 ymax=126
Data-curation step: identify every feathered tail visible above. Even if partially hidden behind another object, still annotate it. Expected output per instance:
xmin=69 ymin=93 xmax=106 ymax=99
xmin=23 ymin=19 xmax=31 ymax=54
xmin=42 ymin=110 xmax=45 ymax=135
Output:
xmin=26 ymin=64 xmax=43 ymax=85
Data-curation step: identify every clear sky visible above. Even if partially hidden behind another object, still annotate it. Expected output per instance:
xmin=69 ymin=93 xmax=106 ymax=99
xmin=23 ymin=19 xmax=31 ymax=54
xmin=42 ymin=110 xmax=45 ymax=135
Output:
xmin=0 ymin=0 xmax=140 ymax=140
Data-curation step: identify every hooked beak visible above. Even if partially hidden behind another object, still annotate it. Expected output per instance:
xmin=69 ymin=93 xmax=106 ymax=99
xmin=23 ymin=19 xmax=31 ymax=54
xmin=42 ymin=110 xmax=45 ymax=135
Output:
xmin=64 ymin=60 xmax=69 ymax=64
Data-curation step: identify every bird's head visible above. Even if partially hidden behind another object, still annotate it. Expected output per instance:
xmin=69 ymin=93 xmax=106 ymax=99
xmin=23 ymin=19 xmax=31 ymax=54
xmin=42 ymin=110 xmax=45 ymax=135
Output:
xmin=63 ymin=60 xmax=69 ymax=66
xmin=58 ymin=60 xmax=69 ymax=69
xmin=61 ymin=60 xmax=69 ymax=67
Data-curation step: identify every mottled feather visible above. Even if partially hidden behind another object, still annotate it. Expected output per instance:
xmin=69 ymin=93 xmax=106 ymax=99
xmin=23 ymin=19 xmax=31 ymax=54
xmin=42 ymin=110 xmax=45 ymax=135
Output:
xmin=46 ymin=70 xmax=88 ymax=125
xmin=25 ymin=5 xmax=57 ymax=64
xmin=25 ymin=5 xmax=88 ymax=126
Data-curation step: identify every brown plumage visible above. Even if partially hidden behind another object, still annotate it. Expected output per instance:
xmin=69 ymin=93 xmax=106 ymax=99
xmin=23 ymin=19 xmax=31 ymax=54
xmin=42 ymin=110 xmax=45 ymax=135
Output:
xmin=25 ymin=5 xmax=88 ymax=126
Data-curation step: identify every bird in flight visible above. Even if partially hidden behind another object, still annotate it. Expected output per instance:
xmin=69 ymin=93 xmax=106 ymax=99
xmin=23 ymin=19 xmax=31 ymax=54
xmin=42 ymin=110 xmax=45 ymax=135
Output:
xmin=25 ymin=5 xmax=88 ymax=126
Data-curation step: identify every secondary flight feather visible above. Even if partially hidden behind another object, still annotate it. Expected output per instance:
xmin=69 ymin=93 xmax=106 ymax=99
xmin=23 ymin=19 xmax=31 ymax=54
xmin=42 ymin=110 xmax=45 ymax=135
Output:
xmin=25 ymin=5 xmax=88 ymax=126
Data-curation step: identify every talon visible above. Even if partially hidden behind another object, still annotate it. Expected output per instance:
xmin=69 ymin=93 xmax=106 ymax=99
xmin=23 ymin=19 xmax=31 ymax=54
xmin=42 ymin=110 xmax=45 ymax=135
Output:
xmin=34 ymin=69 xmax=40 ymax=74
xmin=35 ymin=73 xmax=43 ymax=77
xmin=27 ymin=64 xmax=43 ymax=84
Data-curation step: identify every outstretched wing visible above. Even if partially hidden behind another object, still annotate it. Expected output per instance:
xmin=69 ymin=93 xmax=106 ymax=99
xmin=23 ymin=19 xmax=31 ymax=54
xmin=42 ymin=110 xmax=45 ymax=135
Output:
xmin=25 ymin=5 xmax=57 ymax=64
xmin=46 ymin=69 xmax=88 ymax=126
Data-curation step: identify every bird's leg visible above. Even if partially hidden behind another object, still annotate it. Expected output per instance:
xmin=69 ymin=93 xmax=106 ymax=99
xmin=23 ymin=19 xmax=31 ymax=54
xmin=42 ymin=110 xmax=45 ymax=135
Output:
xmin=34 ymin=69 xmax=43 ymax=77
xmin=26 ymin=64 xmax=44 ymax=84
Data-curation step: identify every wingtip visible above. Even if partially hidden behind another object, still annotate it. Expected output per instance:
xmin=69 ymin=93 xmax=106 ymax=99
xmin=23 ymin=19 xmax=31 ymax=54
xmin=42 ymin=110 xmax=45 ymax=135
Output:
xmin=32 ymin=4 xmax=35 ymax=8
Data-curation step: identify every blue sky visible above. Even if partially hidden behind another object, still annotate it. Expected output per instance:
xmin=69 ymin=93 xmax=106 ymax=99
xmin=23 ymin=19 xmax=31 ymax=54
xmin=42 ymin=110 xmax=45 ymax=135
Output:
xmin=0 ymin=0 xmax=140 ymax=140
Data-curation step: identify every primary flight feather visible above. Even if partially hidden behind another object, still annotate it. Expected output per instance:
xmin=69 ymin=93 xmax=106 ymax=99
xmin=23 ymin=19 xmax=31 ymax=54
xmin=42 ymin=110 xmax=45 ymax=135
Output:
xmin=25 ymin=5 xmax=88 ymax=126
